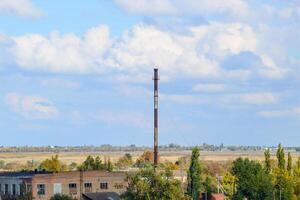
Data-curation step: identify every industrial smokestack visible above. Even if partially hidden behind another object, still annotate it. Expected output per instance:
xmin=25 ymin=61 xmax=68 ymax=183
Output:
xmin=153 ymin=68 xmax=159 ymax=168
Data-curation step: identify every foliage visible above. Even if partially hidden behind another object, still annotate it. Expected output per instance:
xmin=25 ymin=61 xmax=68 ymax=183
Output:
xmin=264 ymin=148 xmax=271 ymax=174
xmin=103 ymin=157 xmax=113 ymax=172
xmin=287 ymin=152 xmax=292 ymax=174
xmin=50 ymin=194 xmax=76 ymax=200
xmin=277 ymin=144 xmax=285 ymax=170
xmin=203 ymin=176 xmax=214 ymax=199
xmin=39 ymin=155 xmax=67 ymax=172
xmin=79 ymin=155 xmax=112 ymax=171
xmin=116 ymin=153 xmax=133 ymax=169
xmin=187 ymin=147 xmax=201 ymax=200
xmin=221 ymin=172 xmax=235 ymax=198
xmin=273 ymin=167 xmax=294 ymax=200
xmin=231 ymin=158 xmax=273 ymax=200
xmin=121 ymin=169 xmax=189 ymax=200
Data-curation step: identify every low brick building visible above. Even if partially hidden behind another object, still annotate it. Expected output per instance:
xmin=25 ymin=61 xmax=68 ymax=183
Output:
xmin=0 ymin=170 xmax=126 ymax=200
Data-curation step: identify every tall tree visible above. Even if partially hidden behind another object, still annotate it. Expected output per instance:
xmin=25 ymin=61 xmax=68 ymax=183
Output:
xmin=231 ymin=158 xmax=273 ymax=200
xmin=264 ymin=148 xmax=271 ymax=174
xmin=39 ymin=155 xmax=66 ymax=172
xmin=121 ymin=169 xmax=188 ymax=200
xmin=187 ymin=147 xmax=201 ymax=200
xmin=287 ymin=152 xmax=292 ymax=174
xmin=274 ymin=144 xmax=294 ymax=200
xmin=277 ymin=143 xmax=285 ymax=170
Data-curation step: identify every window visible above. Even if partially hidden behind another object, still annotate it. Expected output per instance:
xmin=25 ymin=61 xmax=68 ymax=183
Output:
xmin=5 ymin=184 xmax=8 ymax=195
xmin=100 ymin=182 xmax=108 ymax=190
xmin=69 ymin=183 xmax=77 ymax=195
xmin=53 ymin=183 xmax=62 ymax=194
xmin=12 ymin=184 xmax=16 ymax=195
xmin=20 ymin=184 xmax=25 ymax=196
xmin=37 ymin=184 xmax=45 ymax=195
xmin=84 ymin=183 xmax=92 ymax=188
xmin=84 ymin=183 xmax=92 ymax=193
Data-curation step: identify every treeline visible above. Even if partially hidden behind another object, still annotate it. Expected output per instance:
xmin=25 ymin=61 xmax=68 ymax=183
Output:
xmin=122 ymin=144 xmax=300 ymax=200
xmin=0 ymin=144 xmax=300 ymax=153
xmin=185 ymin=144 xmax=300 ymax=200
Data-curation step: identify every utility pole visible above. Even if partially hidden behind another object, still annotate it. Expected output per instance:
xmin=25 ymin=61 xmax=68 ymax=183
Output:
xmin=153 ymin=68 xmax=159 ymax=169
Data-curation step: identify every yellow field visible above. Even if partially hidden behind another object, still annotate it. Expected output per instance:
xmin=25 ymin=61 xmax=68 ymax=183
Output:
xmin=0 ymin=150 xmax=299 ymax=165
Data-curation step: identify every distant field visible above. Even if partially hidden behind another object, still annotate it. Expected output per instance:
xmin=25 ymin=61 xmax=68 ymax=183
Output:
xmin=0 ymin=150 xmax=299 ymax=165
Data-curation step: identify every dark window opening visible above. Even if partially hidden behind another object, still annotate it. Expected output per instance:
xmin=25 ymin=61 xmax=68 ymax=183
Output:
xmin=100 ymin=182 xmax=108 ymax=190
xmin=84 ymin=183 xmax=92 ymax=193
xmin=5 ymin=184 xmax=8 ymax=195
xmin=37 ymin=184 xmax=45 ymax=195
xmin=12 ymin=184 xmax=16 ymax=195
xmin=69 ymin=183 xmax=77 ymax=195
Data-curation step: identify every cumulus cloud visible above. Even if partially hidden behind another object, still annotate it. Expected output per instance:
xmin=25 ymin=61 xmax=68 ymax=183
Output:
xmin=5 ymin=93 xmax=58 ymax=120
xmin=5 ymin=22 xmax=270 ymax=80
xmin=0 ymin=0 xmax=43 ymax=19
xmin=114 ymin=0 xmax=249 ymax=18
xmin=223 ymin=92 xmax=279 ymax=105
xmin=114 ymin=0 xmax=177 ymax=16
xmin=11 ymin=25 xmax=110 ymax=74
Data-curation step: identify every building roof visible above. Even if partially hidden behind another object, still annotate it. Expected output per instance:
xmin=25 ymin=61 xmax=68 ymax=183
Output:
xmin=0 ymin=170 xmax=52 ymax=178
xmin=82 ymin=192 xmax=120 ymax=200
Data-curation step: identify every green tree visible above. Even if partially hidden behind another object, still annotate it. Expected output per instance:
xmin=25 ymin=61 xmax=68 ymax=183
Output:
xmin=104 ymin=157 xmax=113 ymax=172
xmin=39 ymin=155 xmax=66 ymax=172
xmin=94 ymin=156 xmax=104 ymax=170
xmin=264 ymin=148 xmax=272 ymax=174
xmin=231 ymin=158 xmax=273 ymax=200
xmin=221 ymin=172 xmax=235 ymax=198
xmin=273 ymin=145 xmax=294 ymax=200
xmin=121 ymin=169 xmax=188 ymax=200
xmin=50 ymin=194 xmax=75 ymax=200
xmin=277 ymin=144 xmax=285 ymax=170
xmin=293 ymin=157 xmax=300 ymax=197
xmin=203 ymin=176 xmax=214 ymax=199
xmin=187 ymin=147 xmax=201 ymax=200
xmin=287 ymin=152 xmax=292 ymax=174
xmin=273 ymin=168 xmax=294 ymax=200
xmin=80 ymin=155 xmax=95 ymax=170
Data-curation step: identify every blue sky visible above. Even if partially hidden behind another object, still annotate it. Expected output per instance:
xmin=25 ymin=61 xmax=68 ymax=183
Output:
xmin=0 ymin=0 xmax=300 ymax=146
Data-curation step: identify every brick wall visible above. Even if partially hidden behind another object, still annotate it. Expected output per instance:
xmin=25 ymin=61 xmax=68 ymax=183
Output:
xmin=31 ymin=171 xmax=126 ymax=200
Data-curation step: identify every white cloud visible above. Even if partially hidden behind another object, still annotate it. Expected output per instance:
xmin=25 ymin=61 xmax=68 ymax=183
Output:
xmin=5 ymin=93 xmax=58 ymax=120
xmin=193 ymin=83 xmax=226 ymax=93
xmin=11 ymin=25 xmax=110 ymax=74
xmin=114 ymin=0 xmax=249 ymax=17
xmin=3 ymin=22 xmax=289 ymax=82
xmin=223 ymin=92 xmax=279 ymax=105
xmin=114 ymin=0 xmax=177 ymax=15
xmin=258 ymin=107 xmax=300 ymax=118
xmin=0 ymin=0 xmax=43 ymax=19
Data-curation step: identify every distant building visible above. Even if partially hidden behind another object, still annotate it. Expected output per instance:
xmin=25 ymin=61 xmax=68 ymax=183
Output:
xmin=0 ymin=170 xmax=126 ymax=200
